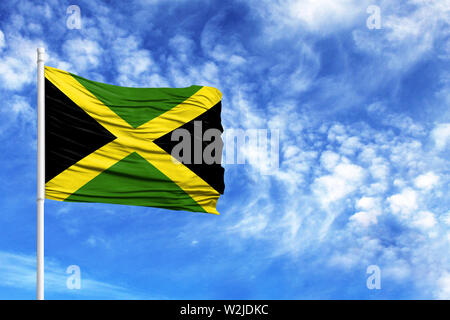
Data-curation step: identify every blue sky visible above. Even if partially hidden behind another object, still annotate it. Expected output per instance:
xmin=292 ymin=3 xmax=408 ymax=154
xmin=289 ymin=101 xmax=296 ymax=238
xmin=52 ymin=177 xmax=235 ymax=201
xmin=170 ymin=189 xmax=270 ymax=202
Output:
xmin=0 ymin=0 xmax=449 ymax=299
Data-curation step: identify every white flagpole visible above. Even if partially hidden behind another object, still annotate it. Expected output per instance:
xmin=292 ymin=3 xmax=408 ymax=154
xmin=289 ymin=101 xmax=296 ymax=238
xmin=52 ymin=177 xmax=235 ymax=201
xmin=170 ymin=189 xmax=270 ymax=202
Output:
xmin=37 ymin=47 xmax=45 ymax=300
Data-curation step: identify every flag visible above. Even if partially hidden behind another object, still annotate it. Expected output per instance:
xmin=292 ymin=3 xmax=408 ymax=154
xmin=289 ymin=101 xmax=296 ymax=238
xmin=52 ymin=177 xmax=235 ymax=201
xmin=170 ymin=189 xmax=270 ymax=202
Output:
xmin=44 ymin=66 xmax=224 ymax=214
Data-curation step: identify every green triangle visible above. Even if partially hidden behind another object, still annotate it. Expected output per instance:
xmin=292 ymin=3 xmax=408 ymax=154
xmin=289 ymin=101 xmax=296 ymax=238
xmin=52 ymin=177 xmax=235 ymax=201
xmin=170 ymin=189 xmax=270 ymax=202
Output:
xmin=66 ymin=152 xmax=206 ymax=213
xmin=71 ymin=73 xmax=202 ymax=128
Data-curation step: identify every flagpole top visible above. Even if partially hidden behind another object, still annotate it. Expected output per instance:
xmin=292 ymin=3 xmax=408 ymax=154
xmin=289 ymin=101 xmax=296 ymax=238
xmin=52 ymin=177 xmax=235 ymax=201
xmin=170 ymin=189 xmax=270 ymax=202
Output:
xmin=37 ymin=48 xmax=45 ymax=62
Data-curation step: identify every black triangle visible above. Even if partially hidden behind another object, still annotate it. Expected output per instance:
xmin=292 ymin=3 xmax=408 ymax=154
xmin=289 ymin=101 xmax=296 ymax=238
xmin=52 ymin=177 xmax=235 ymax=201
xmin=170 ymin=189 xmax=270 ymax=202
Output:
xmin=45 ymin=79 xmax=117 ymax=182
xmin=153 ymin=102 xmax=225 ymax=194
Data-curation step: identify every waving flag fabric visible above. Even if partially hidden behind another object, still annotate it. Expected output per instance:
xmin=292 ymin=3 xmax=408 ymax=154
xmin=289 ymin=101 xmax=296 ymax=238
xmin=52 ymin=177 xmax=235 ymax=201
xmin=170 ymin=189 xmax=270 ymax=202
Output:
xmin=44 ymin=66 xmax=224 ymax=214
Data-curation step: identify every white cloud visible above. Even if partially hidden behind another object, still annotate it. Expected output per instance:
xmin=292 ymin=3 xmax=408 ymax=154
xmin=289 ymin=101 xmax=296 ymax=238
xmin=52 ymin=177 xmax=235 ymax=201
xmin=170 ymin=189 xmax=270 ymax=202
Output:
xmin=414 ymin=172 xmax=440 ymax=190
xmin=442 ymin=212 xmax=450 ymax=226
xmin=327 ymin=124 xmax=347 ymax=142
xmin=113 ymin=36 xmax=156 ymax=86
xmin=353 ymin=0 xmax=449 ymax=70
xmin=356 ymin=196 xmax=378 ymax=211
xmin=0 ymin=95 xmax=35 ymax=137
xmin=350 ymin=211 xmax=378 ymax=227
xmin=412 ymin=211 xmax=437 ymax=230
xmin=383 ymin=259 xmax=412 ymax=281
xmin=252 ymin=0 xmax=371 ymax=35
xmin=0 ymin=30 xmax=5 ymax=50
xmin=369 ymin=158 xmax=390 ymax=181
xmin=358 ymin=145 xmax=377 ymax=163
xmin=436 ymin=272 xmax=450 ymax=299
xmin=388 ymin=188 xmax=418 ymax=217
xmin=313 ymin=162 xmax=365 ymax=207
xmin=350 ymin=197 xmax=381 ymax=227
xmin=229 ymin=214 xmax=268 ymax=237
xmin=320 ymin=150 xmax=340 ymax=171
xmin=284 ymin=145 xmax=301 ymax=159
xmin=368 ymin=104 xmax=426 ymax=137
xmin=0 ymin=250 xmax=145 ymax=299
xmin=289 ymin=0 xmax=369 ymax=31
xmin=431 ymin=123 xmax=450 ymax=151
xmin=200 ymin=11 xmax=247 ymax=61
xmin=11 ymin=95 xmax=34 ymax=122
xmin=339 ymin=136 xmax=362 ymax=156
xmin=85 ymin=235 xmax=111 ymax=248
xmin=0 ymin=35 xmax=45 ymax=90
xmin=63 ymin=38 xmax=103 ymax=72
xmin=169 ymin=35 xmax=195 ymax=63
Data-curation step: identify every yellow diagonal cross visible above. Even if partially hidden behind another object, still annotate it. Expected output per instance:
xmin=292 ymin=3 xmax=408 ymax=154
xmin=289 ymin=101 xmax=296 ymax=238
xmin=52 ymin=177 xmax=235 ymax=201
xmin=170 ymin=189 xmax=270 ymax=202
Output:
xmin=44 ymin=66 xmax=221 ymax=214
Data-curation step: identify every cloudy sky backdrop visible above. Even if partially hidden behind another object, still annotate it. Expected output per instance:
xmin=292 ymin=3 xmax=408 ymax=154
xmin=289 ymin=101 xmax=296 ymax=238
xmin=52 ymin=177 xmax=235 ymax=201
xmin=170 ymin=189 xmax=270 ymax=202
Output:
xmin=0 ymin=0 xmax=449 ymax=299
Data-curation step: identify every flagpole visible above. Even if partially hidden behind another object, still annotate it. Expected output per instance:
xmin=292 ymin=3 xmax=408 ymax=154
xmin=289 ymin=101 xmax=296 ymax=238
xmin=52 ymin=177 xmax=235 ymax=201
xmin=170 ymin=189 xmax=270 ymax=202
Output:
xmin=37 ymin=47 xmax=45 ymax=300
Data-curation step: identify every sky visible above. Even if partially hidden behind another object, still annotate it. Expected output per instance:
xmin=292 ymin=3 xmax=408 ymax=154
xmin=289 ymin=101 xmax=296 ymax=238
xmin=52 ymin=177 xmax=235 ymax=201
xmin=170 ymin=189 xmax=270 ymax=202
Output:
xmin=0 ymin=0 xmax=449 ymax=300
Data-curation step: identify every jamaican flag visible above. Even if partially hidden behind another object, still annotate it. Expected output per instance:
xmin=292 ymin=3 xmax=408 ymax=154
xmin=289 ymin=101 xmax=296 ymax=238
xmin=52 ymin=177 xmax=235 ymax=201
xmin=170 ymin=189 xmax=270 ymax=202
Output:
xmin=45 ymin=66 xmax=224 ymax=214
